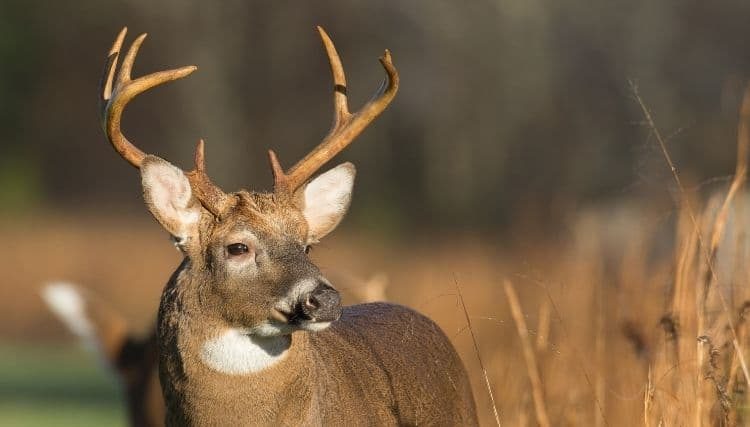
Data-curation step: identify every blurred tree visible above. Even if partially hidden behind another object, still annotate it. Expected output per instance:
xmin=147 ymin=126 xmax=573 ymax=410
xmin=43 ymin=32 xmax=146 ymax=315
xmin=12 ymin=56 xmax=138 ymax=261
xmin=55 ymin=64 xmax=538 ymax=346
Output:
xmin=2 ymin=0 xmax=750 ymax=232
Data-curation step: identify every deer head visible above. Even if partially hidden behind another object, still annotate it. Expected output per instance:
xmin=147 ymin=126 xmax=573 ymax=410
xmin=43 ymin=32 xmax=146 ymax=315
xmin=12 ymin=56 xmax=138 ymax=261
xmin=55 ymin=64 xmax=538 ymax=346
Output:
xmin=99 ymin=27 xmax=398 ymax=336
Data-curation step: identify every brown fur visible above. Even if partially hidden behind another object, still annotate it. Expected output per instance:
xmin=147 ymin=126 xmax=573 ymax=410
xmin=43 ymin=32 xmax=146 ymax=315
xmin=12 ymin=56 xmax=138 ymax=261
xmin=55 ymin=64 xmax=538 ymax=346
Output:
xmin=101 ymin=27 xmax=475 ymax=425
xmin=117 ymin=331 xmax=164 ymax=427
xmin=45 ymin=269 xmax=394 ymax=427
xmin=149 ymin=187 xmax=478 ymax=425
xmin=159 ymin=269 xmax=477 ymax=425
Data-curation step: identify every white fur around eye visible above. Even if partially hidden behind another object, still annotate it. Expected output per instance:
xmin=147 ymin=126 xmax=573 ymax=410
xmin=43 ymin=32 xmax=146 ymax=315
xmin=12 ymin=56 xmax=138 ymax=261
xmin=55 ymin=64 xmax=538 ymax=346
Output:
xmin=224 ymin=232 xmax=261 ymax=275
xmin=302 ymin=162 xmax=355 ymax=241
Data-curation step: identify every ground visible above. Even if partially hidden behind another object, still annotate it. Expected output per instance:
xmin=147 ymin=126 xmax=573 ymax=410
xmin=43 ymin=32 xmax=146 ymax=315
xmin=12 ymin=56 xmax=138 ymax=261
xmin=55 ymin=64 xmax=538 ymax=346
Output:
xmin=0 ymin=345 xmax=125 ymax=427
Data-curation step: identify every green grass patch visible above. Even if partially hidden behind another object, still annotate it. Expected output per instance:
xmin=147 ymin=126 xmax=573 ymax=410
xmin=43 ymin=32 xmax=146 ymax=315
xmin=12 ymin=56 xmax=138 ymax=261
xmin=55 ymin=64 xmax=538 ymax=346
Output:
xmin=0 ymin=343 xmax=125 ymax=427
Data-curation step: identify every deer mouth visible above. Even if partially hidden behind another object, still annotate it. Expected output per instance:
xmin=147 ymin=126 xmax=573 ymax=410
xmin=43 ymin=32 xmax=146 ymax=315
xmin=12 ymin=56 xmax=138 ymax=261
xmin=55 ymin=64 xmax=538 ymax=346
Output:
xmin=270 ymin=307 xmax=291 ymax=324
xmin=268 ymin=279 xmax=342 ymax=329
xmin=268 ymin=302 xmax=340 ymax=333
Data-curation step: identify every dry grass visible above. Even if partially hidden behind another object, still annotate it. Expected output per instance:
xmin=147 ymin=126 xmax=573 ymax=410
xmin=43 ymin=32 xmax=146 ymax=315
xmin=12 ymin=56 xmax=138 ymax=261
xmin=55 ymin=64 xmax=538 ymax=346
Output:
xmin=504 ymin=280 xmax=550 ymax=427
xmin=6 ymin=88 xmax=750 ymax=426
xmin=8 ymin=191 xmax=748 ymax=425
xmin=632 ymin=81 xmax=750 ymax=426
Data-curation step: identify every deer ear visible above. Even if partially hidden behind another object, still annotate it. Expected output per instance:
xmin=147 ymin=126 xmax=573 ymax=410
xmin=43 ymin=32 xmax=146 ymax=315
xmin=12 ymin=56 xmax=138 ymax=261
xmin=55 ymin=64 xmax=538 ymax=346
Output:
xmin=141 ymin=156 xmax=201 ymax=241
xmin=302 ymin=162 xmax=355 ymax=242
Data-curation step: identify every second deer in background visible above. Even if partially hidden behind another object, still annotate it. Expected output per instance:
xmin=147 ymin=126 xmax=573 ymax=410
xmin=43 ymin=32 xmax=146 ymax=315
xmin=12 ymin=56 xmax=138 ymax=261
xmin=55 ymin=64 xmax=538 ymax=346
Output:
xmin=41 ymin=283 xmax=163 ymax=427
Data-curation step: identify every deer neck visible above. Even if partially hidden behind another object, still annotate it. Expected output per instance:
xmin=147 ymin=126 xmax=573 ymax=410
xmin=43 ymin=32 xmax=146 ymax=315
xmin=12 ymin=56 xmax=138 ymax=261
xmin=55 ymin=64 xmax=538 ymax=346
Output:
xmin=199 ymin=328 xmax=291 ymax=374
xmin=158 ymin=262 xmax=319 ymax=424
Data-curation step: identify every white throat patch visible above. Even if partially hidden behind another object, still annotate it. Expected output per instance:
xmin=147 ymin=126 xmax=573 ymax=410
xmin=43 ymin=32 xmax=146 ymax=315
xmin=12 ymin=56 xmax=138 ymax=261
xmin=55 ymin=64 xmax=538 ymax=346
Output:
xmin=200 ymin=328 xmax=290 ymax=375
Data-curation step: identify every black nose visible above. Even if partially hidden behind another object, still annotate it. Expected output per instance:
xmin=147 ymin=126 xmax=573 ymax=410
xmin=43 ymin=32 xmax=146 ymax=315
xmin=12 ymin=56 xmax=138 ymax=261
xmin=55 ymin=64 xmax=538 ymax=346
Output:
xmin=299 ymin=282 xmax=341 ymax=323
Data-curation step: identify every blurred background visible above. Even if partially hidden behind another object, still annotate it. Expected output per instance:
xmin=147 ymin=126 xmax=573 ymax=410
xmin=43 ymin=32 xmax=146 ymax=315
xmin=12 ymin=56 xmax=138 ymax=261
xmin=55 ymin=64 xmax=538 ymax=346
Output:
xmin=3 ymin=0 xmax=750 ymax=425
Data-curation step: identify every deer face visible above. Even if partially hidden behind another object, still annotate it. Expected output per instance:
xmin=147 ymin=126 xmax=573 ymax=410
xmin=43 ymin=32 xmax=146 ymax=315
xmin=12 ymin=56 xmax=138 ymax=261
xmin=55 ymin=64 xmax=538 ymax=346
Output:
xmin=140 ymin=156 xmax=355 ymax=336
xmin=98 ymin=27 xmax=396 ymax=336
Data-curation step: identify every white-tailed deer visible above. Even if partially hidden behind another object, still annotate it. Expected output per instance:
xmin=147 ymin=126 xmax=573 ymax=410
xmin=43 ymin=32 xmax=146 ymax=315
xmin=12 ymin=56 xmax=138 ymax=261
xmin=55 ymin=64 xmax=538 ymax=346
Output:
xmin=41 ymin=273 xmax=388 ymax=427
xmin=41 ymin=283 xmax=164 ymax=426
xmin=98 ymin=27 xmax=478 ymax=425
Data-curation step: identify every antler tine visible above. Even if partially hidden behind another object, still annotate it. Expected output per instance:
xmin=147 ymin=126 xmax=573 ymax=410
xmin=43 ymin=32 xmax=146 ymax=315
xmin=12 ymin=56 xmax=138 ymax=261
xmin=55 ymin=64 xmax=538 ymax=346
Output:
xmin=269 ymin=26 xmax=399 ymax=194
xmin=99 ymin=27 xmax=127 ymax=114
xmin=185 ymin=139 xmax=234 ymax=217
xmin=99 ymin=27 xmax=197 ymax=169
xmin=319 ymin=26 xmax=351 ymax=127
xmin=193 ymin=138 xmax=208 ymax=172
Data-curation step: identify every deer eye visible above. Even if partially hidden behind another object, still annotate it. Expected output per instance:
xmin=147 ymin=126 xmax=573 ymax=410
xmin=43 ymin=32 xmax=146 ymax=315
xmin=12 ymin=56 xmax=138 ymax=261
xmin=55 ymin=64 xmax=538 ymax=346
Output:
xmin=304 ymin=245 xmax=312 ymax=254
xmin=227 ymin=243 xmax=249 ymax=256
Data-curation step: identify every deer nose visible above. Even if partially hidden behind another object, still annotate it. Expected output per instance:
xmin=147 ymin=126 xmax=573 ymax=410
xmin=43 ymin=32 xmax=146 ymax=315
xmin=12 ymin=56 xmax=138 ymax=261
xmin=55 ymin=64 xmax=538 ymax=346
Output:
xmin=299 ymin=282 xmax=341 ymax=323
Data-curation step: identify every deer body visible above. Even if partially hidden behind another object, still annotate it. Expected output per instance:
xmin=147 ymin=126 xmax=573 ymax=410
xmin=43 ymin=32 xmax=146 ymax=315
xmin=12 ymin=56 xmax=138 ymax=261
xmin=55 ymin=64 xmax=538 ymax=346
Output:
xmin=160 ymin=281 xmax=475 ymax=425
xmin=98 ymin=27 xmax=478 ymax=426
xmin=153 ymin=191 xmax=477 ymax=426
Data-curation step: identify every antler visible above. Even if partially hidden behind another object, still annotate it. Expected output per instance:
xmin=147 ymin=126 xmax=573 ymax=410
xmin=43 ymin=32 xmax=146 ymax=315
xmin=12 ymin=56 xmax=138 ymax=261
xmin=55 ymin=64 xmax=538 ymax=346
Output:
xmin=268 ymin=26 xmax=399 ymax=195
xmin=100 ymin=28 xmax=232 ymax=217
xmin=99 ymin=27 xmax=196 ymax=168
xmin=185 ymin=139 xmax=235 ymax=216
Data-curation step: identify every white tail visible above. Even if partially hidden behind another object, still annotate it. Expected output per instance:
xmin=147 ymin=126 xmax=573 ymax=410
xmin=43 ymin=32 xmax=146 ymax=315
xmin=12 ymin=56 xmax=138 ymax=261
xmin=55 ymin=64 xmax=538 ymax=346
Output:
xmin=41 ymin=283 xmax=97 ymax=351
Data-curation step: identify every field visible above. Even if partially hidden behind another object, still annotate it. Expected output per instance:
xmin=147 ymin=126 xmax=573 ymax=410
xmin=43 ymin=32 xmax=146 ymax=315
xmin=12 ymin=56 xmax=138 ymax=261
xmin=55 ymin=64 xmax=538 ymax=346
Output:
xmin=4 ymin=181 xmax=750 ymax=426
xmin=2 ymin=93 xmax=749 ymax=425
xmin=4 ymin=1 xmax=750 ymax=425
xmin=0 ymin=345 xmax=124 ymax=426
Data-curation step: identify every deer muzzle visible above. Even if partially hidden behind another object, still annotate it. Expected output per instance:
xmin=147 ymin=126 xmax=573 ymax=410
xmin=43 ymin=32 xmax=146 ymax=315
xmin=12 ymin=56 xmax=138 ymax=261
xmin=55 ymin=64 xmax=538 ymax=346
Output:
xmin=299 ymin=282 xmax=341 ymax=323
xmin=271 ymin=280 xmax=342 ymax=331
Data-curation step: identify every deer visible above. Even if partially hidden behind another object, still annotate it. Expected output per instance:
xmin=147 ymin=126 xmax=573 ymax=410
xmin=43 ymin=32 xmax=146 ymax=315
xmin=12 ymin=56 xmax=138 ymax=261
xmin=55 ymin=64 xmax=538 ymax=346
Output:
xmin=40 ymin=272 xmax=389 ymax=427
xmin=98 ymin=26 xmax=478 ymax=426
xmin=41 ymin=282 xmax=165 ymax=426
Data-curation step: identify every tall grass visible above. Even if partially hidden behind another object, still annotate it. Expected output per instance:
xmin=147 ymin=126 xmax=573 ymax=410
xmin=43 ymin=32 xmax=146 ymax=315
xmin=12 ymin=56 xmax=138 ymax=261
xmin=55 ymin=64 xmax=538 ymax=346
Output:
xmin=632 ymin=82 xmax=750 ymax=426
xmin=458 ymin=84 xmax=750 ymax=425
xmin=8 ymin=87 xmax=750 ymax=427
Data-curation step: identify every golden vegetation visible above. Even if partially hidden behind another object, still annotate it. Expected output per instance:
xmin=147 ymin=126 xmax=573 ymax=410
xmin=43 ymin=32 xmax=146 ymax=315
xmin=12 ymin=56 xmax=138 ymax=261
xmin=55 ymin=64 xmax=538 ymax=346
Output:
xmin=7 ymin=87 xmax=750 ymax=426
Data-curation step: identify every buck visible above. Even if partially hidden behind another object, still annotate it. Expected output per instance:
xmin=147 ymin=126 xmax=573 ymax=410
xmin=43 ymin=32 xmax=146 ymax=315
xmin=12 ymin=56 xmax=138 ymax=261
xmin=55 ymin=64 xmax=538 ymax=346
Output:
xmin=41 ymin=274 xmax=387 ymax=427
xmin=98 ymin=27 xmax=478 ymax=425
